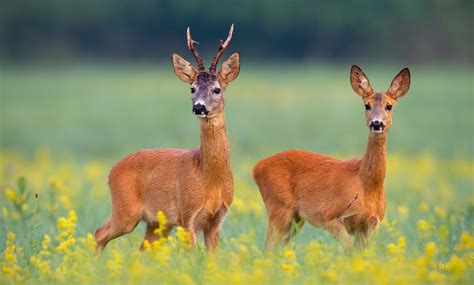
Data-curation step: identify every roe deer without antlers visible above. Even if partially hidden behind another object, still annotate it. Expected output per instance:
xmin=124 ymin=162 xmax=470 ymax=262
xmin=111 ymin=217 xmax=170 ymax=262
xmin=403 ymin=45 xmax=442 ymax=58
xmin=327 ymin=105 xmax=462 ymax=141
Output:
xmin=95 ymin=25 xmax=240 ymax=252
xmin=253 ymin=65 xmax=411 ymax=249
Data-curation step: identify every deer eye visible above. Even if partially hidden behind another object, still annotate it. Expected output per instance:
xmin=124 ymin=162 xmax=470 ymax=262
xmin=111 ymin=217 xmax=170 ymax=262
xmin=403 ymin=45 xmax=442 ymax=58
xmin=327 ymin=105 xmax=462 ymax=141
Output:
xmin=213 ymin=88 xmax=221 ymax=94
xmin=386 ymin=104 xmax=393 ymax=111
xmin=364 ymin=104 xmax=371 ymax=111
xmin=190 ymin=87 xmax=196 ymax=93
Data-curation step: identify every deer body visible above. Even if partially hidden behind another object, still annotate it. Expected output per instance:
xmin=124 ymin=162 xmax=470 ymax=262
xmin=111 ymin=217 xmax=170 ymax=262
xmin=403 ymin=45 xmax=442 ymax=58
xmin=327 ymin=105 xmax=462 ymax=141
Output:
xmin=254 ymin=66 xmax=410 ymax=249
xmin=95 ymin=25 xmax=240 ymax=251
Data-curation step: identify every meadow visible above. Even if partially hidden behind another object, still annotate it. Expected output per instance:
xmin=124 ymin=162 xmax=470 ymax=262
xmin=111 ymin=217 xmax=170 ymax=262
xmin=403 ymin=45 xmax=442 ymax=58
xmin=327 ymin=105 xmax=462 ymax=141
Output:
xmin=1 ymin=63 xmax=473 ymax=284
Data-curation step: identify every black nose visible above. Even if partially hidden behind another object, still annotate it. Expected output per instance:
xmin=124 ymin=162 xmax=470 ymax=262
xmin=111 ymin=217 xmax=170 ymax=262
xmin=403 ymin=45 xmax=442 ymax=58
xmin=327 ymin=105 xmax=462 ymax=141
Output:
xmin=192 ymin=104 xmax=208 ymax=115
xmin=370 ymin=120 xmax=385 ymax=130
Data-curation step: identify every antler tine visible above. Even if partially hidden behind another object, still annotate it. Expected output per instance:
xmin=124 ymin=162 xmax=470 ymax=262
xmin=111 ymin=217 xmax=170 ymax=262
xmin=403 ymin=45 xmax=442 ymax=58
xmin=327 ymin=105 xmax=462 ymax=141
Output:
xmin=186 ymin=27 xmax=205 ymax=72
xmin=209 ymin=24 xmax=234 ymax=73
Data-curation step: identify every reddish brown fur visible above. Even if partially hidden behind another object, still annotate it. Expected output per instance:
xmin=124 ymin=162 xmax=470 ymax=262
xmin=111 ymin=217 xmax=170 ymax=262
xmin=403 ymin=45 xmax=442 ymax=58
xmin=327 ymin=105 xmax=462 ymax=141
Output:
xmin=95 ymin=27 xmax=240 ymax=252
xmin=253 ymin=66 xmax=410 ymax=249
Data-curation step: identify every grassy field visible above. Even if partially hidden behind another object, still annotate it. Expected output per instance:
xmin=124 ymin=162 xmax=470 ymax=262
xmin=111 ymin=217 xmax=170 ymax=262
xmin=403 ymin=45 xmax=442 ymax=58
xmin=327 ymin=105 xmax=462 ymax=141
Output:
xmin=1 ymin=63 xmax=473 ymax=283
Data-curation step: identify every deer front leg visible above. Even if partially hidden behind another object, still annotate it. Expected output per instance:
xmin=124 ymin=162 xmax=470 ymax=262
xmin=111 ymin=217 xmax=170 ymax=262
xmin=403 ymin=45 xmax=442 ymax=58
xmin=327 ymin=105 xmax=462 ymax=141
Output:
xmin=326 ymin=219 xmax=353 ymax=250
xmin=204 ymin=207 xmax=227 ymax=251
xmin=355 ymin=217 xmax=379 ymax=249
xmin=204 ymin=223 xmax=221 ymax=251
xmin=355 ymin=225 xmax=369 ymax=250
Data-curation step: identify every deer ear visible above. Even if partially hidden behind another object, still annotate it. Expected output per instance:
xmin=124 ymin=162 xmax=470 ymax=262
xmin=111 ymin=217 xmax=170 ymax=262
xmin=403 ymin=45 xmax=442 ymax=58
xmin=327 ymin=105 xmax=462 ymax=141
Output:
xmin=387 ymin=68 xmax=410 ymax=99
xmin=172 ymin=53 xmax=197 ymax=84
xmin=219 ymin=52 xmax=240 ymax=84
xmin=350 ymin=65 xmax=374 ymax=98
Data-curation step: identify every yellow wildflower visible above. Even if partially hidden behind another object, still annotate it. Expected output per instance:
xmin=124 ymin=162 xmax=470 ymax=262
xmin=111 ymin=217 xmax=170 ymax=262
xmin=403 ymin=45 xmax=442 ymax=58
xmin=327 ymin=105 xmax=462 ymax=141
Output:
xmin=456 ymin=231 xmax=474 ymax=251
xmin=418 ymin=219 xmax=431 ymax=232
xmin=5 ymin=188 xmax=16 ymax=201
xmin=397 ymin=205 xmax=409 ymax=218
xmin=176 ymin=226 xmax=192 ymax=249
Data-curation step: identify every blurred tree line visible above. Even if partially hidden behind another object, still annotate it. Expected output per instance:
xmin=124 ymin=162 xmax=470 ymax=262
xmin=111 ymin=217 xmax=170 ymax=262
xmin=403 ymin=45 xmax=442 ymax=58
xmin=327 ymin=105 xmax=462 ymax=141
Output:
xmin=0 ymin=0 xmax=472 ymax=62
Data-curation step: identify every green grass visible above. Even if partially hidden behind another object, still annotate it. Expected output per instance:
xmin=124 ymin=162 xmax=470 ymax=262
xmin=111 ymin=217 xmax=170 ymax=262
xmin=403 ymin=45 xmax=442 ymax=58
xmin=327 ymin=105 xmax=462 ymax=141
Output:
xmin=1 ymin=62 xmax=472 ymax=162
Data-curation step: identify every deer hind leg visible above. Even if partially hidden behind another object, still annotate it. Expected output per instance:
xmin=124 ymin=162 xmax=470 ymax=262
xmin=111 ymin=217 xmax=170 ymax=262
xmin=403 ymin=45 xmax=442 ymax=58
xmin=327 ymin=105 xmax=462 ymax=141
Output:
xmin=140 ymin=222 xmax=174 ymax=251
xmin=326 ymin=219 xmax=353 ymax=250
xmin=95 ymin=210 xmax=142 ymax=253
xmin=284 ymin=214 xmax=305 ymax=244
xmin=264 ymin=207 xmax=295 ymax=249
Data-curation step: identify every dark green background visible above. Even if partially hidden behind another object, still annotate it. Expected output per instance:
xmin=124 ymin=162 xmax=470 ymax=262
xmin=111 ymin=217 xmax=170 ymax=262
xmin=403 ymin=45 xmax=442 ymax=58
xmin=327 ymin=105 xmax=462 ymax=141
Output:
xmin=1 ymin=0 xmax=472 ymax=62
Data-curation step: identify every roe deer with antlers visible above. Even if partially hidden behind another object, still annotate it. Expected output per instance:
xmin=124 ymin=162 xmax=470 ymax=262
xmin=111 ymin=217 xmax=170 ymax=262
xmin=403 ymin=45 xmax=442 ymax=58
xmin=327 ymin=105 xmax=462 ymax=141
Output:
xmin=253 ymin=66 xmax=411 ymax=249
xmin=95 ymin=25 xmax=240 ymax=251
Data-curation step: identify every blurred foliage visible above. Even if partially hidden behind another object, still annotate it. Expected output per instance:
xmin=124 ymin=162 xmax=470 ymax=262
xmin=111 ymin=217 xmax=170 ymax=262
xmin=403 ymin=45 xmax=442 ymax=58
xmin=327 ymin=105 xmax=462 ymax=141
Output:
xmin=1 ymin=63 xmax=472 ymax=161
xmin=0 ymin=0 xmax=472 ymax=62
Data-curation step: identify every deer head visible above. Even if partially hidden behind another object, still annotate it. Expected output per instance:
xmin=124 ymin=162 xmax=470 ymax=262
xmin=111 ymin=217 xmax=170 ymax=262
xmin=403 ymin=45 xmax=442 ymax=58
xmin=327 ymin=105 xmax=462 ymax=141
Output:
xmin=172 ymin=25 xmax=240 ymax=118
xmin=350 ymin=65 xmax=411 ymax=135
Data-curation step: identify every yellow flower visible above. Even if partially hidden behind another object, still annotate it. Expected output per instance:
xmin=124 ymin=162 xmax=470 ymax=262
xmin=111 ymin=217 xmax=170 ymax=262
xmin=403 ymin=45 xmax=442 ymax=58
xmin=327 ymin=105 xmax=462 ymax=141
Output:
xmin=57 ymin=217 xmax=69 ymax=230
xmin=397 ymin=205 xmax=409 ymax=218
xmin=418 ymin=219 xmax=431 ymax=232
xmin=427 ymin=270 xmax=445 ymax=282
xmin=106 ymin=249 xmax=123 ymax=279
xmin=176 ymin=226 xmax=192 ymax=249
xmin=5 ymin=246 xmax=16 ymax=264
xmin=5 ymin=188 xmax=16 ymax=201
xmin=398 ymin=236 xmax=406 ymax=249
xmin=387 ymin=243 xmax=398 ymax=255
xmin=324 ymin=269 xmax=337 ymax=281
xmin=281 ymin=263 xmax=295 ymax=272
xmin=283 ymin=248 xmax=296 ymax=261
xmin=68 ymin=210 xmax=77 ymax=222
xmin=456 ymin=231 xmax=474 ymax=251
xmin=351 ymin=257 xmax=366 ymax=273
xmin=157 ymin=211 xmax=167 ymax=226
xmin=444 ymin=255 xmax=466 ymax=281
xmin=154 ymin=211 xmax=168 ymax=237
xmin=7 ymin=232 xmax=16 ymax=243
xmin=142 ymin=239 xmax=152 ymax=251
xmin=425 ymin=241 xmax=437 ymax=259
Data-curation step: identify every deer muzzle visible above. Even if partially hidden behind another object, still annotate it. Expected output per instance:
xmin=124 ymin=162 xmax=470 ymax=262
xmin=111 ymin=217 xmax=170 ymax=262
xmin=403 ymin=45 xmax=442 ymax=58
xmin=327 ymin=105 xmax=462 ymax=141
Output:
xmin=193 ymin=103 xmax=209 ymax=117
xmin=369 ymin=120 xmax=385 ymax=134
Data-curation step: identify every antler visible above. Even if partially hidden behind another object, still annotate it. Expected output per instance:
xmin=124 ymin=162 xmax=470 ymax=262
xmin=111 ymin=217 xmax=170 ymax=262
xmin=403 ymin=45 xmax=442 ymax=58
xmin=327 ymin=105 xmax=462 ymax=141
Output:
xmin=209 ymin=24 xmax=234 ymax=73
xmin=187 ymin=27 xmax=205 ymax=72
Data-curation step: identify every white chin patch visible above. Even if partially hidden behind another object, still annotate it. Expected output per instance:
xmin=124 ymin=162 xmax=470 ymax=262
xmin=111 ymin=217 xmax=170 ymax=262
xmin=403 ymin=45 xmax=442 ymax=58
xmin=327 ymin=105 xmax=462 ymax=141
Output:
xmin=371 ymin=129 xmax=383 ymax=134
xmin=195 ymin=114 xmax=207 ymax=118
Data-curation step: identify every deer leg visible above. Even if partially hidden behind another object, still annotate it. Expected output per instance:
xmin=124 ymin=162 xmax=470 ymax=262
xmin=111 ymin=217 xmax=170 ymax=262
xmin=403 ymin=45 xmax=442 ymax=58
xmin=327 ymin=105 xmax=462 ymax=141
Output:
xmin=204 ymin=208 xmax=227 ymax=251
xmin=355 ymin=218 xmax=379 ymax=250
xmin=139 ymin=222 xmax=174 ymax=251
xmin=264 ymin=208 xmax=294 ymax=249
xmin=355 ymin=224 xmax=370 ymax=250
xmin=284 ymin=214 xmax=305 ymax=244
xmin=204 ymin=224 xmax=221 ymax=251
xmin=95 ymin=211 xmax=141 ymax=253
xmin=326 ymin=219 xmax=353 ymax=250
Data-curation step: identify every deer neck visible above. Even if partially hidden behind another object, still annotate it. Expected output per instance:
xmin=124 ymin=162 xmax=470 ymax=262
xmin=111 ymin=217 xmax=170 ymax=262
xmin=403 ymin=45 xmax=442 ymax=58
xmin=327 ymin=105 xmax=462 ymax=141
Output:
xmin=359 ymin=133 xmax=387 ymax=190
xmin=198 ymin=113 xmax=231 ymax=180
